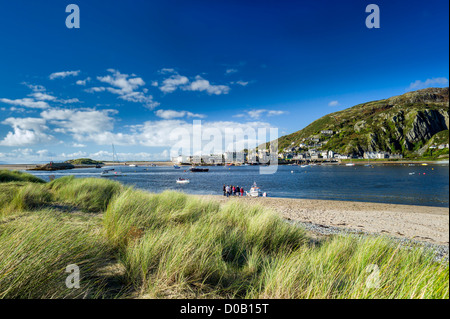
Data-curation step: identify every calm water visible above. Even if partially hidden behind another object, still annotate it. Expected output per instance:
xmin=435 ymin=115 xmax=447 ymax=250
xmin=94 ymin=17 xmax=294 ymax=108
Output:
xmin=27 ymin=164 xmax=449 ymax=207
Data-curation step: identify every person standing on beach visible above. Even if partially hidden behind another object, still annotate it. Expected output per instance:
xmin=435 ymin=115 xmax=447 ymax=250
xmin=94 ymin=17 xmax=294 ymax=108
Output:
xmin=223 ymin=185 xmax=226 ymax=196
xmin=236 ymin=186 xmax=240 ymax=196
xmin=240 ymin=187 xmax=244 ymax=196
xmin=232 ymin=186 xmax=236 ymax=196
xmin=226 ymin=185 xmax=231 ymax=197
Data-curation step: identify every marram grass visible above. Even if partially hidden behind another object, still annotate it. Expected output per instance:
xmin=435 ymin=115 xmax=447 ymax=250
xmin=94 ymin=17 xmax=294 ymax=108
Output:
xmin=0 ymin=172 xmax=448 ymax=299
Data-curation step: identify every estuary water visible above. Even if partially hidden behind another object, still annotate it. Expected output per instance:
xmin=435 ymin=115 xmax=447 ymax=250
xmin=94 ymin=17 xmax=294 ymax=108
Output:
xmin=26 ymin=163 xmax=449 ymax=207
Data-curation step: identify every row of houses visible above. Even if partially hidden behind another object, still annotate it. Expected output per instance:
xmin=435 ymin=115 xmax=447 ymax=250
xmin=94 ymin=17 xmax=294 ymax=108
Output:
xmin=172 ymin=150 xmax=278 ymax=165
xmin=279 ymin=149 xmax=403 ymax=161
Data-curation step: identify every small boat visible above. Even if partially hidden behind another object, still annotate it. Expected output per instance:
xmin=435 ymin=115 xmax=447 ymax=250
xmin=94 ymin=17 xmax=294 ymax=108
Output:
xmin=129 ymin=164 xmax=137 ymax=167
xmin=246 ymin=182 xmax=262 ymax=197
xmin=176 ymin=178 xmax=190 ymax=184
xmin=300 ymin=164 xmax=309 ymax=168
xmin=100 ymin=168 xmax=122 ymax=177
xmin=173 ymin=165 xmax=181 ymax=169
xmin=189 ymin=167 xmax=209 ymax=172
xmin=345 ymin=163 xmax=355 ymax=166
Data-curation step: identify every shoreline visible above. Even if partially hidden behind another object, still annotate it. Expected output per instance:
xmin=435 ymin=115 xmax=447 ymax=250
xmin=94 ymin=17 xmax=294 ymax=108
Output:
xmin=0 ymin=158 xmax=448 ymax=171
xmin=197 ymin=195 xmax=449 ymax=246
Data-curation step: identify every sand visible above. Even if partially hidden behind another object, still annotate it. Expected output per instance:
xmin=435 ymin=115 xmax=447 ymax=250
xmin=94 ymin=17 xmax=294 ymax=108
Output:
xmin=198 ymin=195 xmax=449 ymax=245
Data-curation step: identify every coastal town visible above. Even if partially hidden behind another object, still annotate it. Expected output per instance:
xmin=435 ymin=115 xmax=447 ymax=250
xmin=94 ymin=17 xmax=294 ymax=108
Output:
xmin=172 ymin=129 xmax=449 ymax=165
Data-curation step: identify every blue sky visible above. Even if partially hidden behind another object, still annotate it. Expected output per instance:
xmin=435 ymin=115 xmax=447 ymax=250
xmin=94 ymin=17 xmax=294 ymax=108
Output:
xmin=0 ymin=0 xmax=448 ymax=163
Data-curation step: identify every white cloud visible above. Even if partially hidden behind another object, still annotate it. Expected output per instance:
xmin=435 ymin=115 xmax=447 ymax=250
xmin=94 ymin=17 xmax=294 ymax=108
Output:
xmin=158 ymin=72 xmax=230 ymax=95
xmin=61 ymin=151 xmax=88 ymax=158
xmin=0 ymin=117 xmax=54 ymax=146
xmin=267 ymin=110 xmax=287 ymax=116
xmin=408 ymin=77 xmax=449 ymax=90
xmin=76 ymin=77 xmax=91 ymax=86
xmin=158 ymin=68 xmax=177 ymax=74
xmin=155 ymin=109 xmax=206 ymax=120
xmin=96 ymin=69 xmax=158 ymax=109
xmin=49 ymin=70 xmax=80 ymax=80
xmin=85 ymin=87 xmax=106 ymax=93
xmin=328 ymin=100 xmax=340 ymax=107
xmin=184 ymin=76 xmax=230 ymax=95
xmin=71 ymin=143 xmax=86 ymax=147
xmin=235 ymin=109 xmax=287 ymax=119
xmin=0 ymin=98 xmax=50 ymax=109
xmin=160 ymin=74 xmax=189 ymax=93
xmin=234 ymin=80 xmax=249 ymax=86
xmin=98 ymin=69 xmax=145 ymax=94
xmin=41 ymin=108 xmax=117 ymax=138
xmin=225 ymin=68 xmax=238 ymax=74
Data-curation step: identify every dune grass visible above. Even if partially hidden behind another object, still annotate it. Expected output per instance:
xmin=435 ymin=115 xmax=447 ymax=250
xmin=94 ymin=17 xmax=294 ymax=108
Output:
xmin=0 ymin=169 xmax=45 ymax=183
xmin=48 ymin=176 xmax=123 ymax=213
xmin=0 ymin=173 xmax=448 ymax=299
xmin=0 ymin=210 xmax=115 ymax=298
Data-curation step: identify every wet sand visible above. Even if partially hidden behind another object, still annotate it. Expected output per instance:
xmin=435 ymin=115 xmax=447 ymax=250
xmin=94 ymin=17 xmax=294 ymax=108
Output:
xmin=198 ymin=195 xmax=449 ymax=245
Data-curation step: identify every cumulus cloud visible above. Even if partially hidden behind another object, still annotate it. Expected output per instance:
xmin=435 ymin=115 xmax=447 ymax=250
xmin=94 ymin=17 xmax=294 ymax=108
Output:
xmin=328 ymin=100 xmax=340 ymax=107
xmin=95 ymin=69 xmax=159 ymax=109
xmin=0 ymin=117 xmax=54 ymax=146
xmin=225 ymin=68 xmax=238 ymax=74
xmin=76 ymin=77 xmax=91 ymax=86
xmin=41 ymin=108 xmax=117 ymax=138
xmin=234 ymin=80 xmax=249 ymax=86
xmin=157 ymin=71 xmax=230 ymax=95
xmin=408 ymin=77 xmax=449 ymax=90
xmin=49 ymin=70 xmax=80 ymax=80
xmin=184 ymin=76 xmax=230 ymax=95
xmin=71 ymin=143 xmax=86 ymax=147
xmin=0 ymin=83 xmax=80 ymax=110
xmin=85 ymin=87 xmax=106 ymax=93
xmin=235 ymin=109 xmax=287 ymax=119
xmin=160 ymin=74 xmax=190 ymax=93
xmin=155 ymin=109 xmax=206 ymax=120
xmin=0 ymin=98 xmax=50 ymax=109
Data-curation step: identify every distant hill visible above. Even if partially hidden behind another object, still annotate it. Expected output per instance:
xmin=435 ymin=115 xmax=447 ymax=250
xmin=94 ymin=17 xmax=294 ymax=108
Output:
xmin=273 ymin=87 xmax=449 ymax=158
xmin=64 ymin=158 xmax=104 ymax=165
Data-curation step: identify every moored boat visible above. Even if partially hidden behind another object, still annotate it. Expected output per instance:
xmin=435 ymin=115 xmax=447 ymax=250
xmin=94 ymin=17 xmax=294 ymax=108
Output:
xmin=189 ymin=167 xmax=209 ymax=172
xmin=246 ymin=182 xmax=262 ymax=197
xmin=176 ymin=178 xmax=190 ymax=184
xmin=100 ymin=168 xmax=122 ymax=177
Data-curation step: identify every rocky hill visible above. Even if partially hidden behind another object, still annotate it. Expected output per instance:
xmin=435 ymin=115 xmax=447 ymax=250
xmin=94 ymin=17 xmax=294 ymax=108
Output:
xmin=275 ymin=87 xmax=449 ymax=158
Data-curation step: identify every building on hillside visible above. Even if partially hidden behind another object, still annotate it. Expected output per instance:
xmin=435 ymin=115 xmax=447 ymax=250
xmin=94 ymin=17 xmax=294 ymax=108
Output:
xmin=172 ymin=155 xmax=191 ymax=164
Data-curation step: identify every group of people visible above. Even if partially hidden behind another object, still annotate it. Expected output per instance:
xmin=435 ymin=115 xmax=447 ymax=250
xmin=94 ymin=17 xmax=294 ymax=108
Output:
xmin=223 ymin=185 xmax=245 ymax=197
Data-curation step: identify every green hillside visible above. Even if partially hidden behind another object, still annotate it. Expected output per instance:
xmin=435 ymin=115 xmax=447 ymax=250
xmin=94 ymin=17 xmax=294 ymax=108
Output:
xmin=64 ymin=158 xmax=104 ymax=165
xmin=274 ymin=87 xmax=449 ymax=158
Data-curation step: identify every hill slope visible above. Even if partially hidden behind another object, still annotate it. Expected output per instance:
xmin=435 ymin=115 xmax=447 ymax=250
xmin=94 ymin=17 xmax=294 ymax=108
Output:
xmin=276 ymin=87 xmax=449 ymax=157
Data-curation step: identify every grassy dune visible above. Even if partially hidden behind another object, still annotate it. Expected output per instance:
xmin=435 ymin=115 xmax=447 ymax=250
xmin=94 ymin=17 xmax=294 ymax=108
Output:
xmin=0 ymin=169 xmax=448 ymax=299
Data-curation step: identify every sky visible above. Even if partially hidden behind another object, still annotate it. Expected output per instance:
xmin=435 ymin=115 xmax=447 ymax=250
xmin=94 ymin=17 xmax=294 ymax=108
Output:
xmin=0 ymin=0 xmax=448 ymax=163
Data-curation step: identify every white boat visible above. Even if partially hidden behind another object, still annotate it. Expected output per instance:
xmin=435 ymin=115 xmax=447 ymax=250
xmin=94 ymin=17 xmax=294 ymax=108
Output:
xmin=129 ymin=164 xmax=137 ymax=167
xmin=300 ymin=164 xmax=309 ymax=168
xmin=246 ymin=182 xmax=262 ymax=197
xmin=346 ymin=162 xmax=355 ymax=166
xmin=176 ymin=178 xmax=189 ymax=184
xmin=100 ymin=168 xmax=122 ymax=177
xmin=101 ymin=144 xmax=123 ymax=176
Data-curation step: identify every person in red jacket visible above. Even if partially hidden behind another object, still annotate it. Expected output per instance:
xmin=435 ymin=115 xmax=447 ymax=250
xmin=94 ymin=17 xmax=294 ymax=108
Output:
xmin=240 ymin=187 xmax=244 ymax=196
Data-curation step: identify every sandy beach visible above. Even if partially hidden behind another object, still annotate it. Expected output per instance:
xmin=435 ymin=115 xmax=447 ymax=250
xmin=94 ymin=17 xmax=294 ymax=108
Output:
xmin=199 ymin=195 xmax=449 ymax=245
